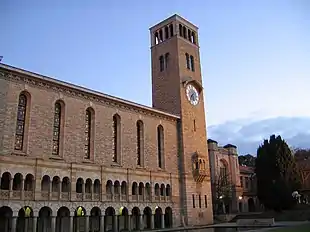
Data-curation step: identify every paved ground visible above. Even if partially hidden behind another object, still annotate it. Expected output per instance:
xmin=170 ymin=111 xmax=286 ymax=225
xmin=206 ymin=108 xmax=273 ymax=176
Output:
xmin=243 ymin=221 xmax=310 ymax=232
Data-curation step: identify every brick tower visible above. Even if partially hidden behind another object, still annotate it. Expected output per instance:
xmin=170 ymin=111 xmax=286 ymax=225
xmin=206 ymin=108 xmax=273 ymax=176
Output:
xmin=150 ymin=15 xmax=213 ymax=225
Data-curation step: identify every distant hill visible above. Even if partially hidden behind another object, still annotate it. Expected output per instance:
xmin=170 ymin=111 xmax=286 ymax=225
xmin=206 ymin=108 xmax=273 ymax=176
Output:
xmin=207 ymin=116 xmax=310 ymax=155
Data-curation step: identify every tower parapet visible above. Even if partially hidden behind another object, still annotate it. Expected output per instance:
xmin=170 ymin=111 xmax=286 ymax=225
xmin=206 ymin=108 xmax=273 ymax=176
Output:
xmin=223 ymin=144 xmax=237 ymax=156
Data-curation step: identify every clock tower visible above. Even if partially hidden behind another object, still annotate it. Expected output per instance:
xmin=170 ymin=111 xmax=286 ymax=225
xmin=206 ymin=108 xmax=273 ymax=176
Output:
xmin=150 ymin=15 xmax=213 ymax=225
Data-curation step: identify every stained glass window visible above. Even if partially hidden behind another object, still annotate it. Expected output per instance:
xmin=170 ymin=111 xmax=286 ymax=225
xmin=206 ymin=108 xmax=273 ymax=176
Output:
xmin=137 ymin=121 xmax=142 ymax=165
xmin=15 ymin=94 xmax=27 ymax=150
xmin=157 ymin=125 xmax=164 ymax=168
xmin=84 ymin=109 xmax=91 ymax=159
xmin=112 ymin=115 xmax=119 ymax=163
xmin=52 ymin=102 xmax=61 ymax=155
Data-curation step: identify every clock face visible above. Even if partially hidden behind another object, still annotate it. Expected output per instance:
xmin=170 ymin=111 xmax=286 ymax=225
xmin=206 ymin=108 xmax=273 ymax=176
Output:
xmin=186 ymin=84 xmax=199 ymax=105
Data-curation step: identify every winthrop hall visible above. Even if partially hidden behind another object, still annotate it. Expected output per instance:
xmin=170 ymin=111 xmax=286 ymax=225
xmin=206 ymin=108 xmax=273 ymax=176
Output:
xmin=0 ymin=15 xmax=215 ymax=232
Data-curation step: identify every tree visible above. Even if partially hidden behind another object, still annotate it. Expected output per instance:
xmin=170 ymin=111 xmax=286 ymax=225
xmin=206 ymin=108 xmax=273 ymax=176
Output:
xmin=238 ymin=154 xmax=256 ymax=167
xmin=255 ymin=135 xmax=301 ymax=211
xmin=214 ymin=171 xmax=232 ymax=214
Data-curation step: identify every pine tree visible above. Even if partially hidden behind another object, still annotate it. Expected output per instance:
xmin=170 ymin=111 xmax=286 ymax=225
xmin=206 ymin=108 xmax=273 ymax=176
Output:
xmin=255 ymin=135 xmax=301 ymax=211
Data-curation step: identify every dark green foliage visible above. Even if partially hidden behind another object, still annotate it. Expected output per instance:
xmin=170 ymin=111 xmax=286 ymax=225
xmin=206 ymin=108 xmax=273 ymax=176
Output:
xmin=255 ymin=135 xmax=301 ymax=211
xmin=238 ymin=154 xmax=256 ymax=167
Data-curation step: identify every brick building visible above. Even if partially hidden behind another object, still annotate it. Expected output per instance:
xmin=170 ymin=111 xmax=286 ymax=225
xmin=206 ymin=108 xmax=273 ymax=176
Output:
xmin=0 ymin=15 xmax=214 ymax=232
xmin=207 ymin=139 xmax=260 ymax=215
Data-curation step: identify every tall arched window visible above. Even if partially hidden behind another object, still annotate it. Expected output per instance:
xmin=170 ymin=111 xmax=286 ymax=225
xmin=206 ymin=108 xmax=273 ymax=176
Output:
xmin=190 ymin=55 xmax=195 ymax=71
xmin=219 ymin=160 xmax=228 ymax=184
xmin=157 ymin=125 xmax=164 ymax=168
xmin=185 ymin=53 xmax=190 ymax=70
xmin=136 ymin=120 xmax=144 ymax=166
xmin=52 ymin=102 xmax=62 ymax=155
xmin=113 ymin=114 xmax=121 ymax=163
xmin=169 ymin=24 xmax=174 ymax=37
xmin=159 ymin=55 xmax=164 ymax=72
xmin=84 ymin=108 xmax=92 ymax=159
xmin=179 ymin=24 xmax=183 ymax=37
xmin=15 ymin=93 xmax=28 ymax=150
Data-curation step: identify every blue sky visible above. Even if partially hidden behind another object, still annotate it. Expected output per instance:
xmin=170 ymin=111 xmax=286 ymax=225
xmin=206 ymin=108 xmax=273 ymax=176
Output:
xmin=1 ymin=0 xmax=310 ymax=128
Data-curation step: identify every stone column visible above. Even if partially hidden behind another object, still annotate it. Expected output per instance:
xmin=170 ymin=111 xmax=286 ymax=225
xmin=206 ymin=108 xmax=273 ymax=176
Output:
xmin=113 ymin=215 xmax=118 ymax=232
xmin=91 ymin=184 xmax=94 ymax=201
xmin=82 ymin=182 xmax=85 ymax=200
xmin=9 ymin=177 xmax=13 ymax=198
xmin=151 ymin=215 xmax=154 ymax=229
xmin=20 ymin=178 xmax=25 ymax=200
xmin=51 ymin=216 xmax=56 ymax=232
xmin=139 ymin=214 xmax=143 ymax=230
xmin=85 ymin=216 xmax=89 ymax=232
xmin=161 ymin=214 xmax=165 ymax=228
xmin=69 ymin=215 xmax=73 ymax=232
xmin=11 ymin=216 xmax=17 ymax=232
xmin=49 ymin=181 xmax=52 ymax=200
xmin=100 ymin=215 xmax=105 ymax=232
xmin=111 ymin=184 xmax=114 ymax=201
xmin=59 ymin=181 xmax=62 ymax=200
xmin=127 ymin=214 xmax=131 ymax=231
xmin=32 ymin=217 xmax=37 ymax=232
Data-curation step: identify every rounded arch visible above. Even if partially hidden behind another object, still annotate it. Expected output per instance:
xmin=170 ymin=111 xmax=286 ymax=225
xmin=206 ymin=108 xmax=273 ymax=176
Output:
xmin=105 ymin=207 xmax=115 ymax=216
xmin=154 ymin=183 xmax=160 ymax=196
xmin=12 ymin=173 xmax=23 ymax=190
xmin=38 ymin=207 xmax=52 ymax=232
xmin=113 ymin=113 xmax=121 ymax=123
xmin=105 ymin=207 xmax=116 ymax=232
xmin=93 ymin=179 xmax=100 ymax=194
xmin=54 ymin=99 xmax=65 ymax=109
xmin=154 ymin=207 xmax=163 ymax=229
xmin=143 ymin=207 xmax=152 ymax=229
xmin=0 ymin=206 xmax=13 ymax=232
xmin=16 ymin=206 xmax=33 ymax=232
xmin=166 ymin=184 xmax=171 ymax=196
xmin=0 ymin=172 xmax=11 ymax=190
xmin=106 ymin=180 xmax=113 ymax=195
xmin=132 ymin=182 xmax=138 ymax=195
xmin=76 ymin=178 xmax=84 ymax=193
xmin=131 ymin=207 xmax=140 ymax=231
xmin=164 ymin=207 xmax=173 ymax=228
xmin=138 ymin=182 xmax=144 ymax=195
xmin=121 ymin=181 xmax=127 ymax=195
xmin=85 ymin=106 xmax=95 ymax=117
xmin=75 ymin=206 xmax=86 ymax=217
xmin=18 ymin=206 xmax=33 ymax=217
xmin=41 ymin=175 xmax=50 ymax=191
xmin=85 ymin=178 xmax=92 ymax=193
xmin=90 ymin=207 xmax=101 ymax=232
xmin=74 ymin=206 xmax=87 ymax=232
xmin=56 ymin=206 xmax=71 ymax=232
xmin=57 ymin=206 xmax=70 ymax=217
xmin=24 ymin=174 xmax=34 ymax=191
xmin=52 ymin=176 xmax=61 ymax=192
xmin=39 ymin=206 xmax=52 ymax=217
xmin=219 ymin=159 xmax=228 ymax=178
xmin=114 ymin=180 xmax=120 ymax=194
xmin=62 ymin=177 xmax=70 ymax=192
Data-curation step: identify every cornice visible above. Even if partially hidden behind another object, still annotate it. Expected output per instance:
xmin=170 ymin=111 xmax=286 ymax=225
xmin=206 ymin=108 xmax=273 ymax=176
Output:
xmin=0 ymin=64 xmax=180 ymax=122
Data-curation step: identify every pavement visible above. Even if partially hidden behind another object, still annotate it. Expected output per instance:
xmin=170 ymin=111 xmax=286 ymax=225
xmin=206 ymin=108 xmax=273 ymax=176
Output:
xmin=244 ymin=221 xmax=310 ymax=232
